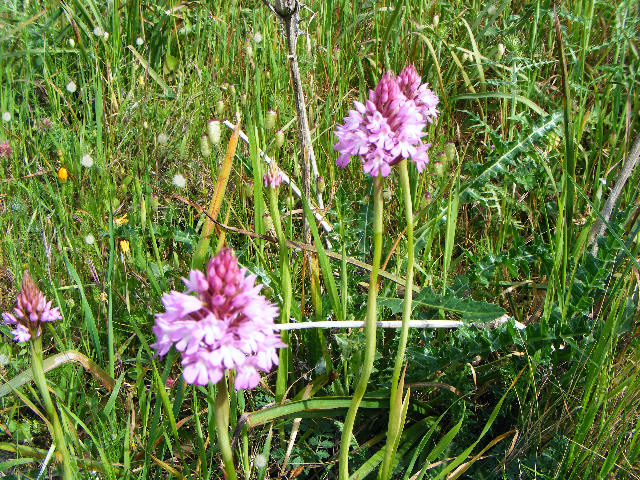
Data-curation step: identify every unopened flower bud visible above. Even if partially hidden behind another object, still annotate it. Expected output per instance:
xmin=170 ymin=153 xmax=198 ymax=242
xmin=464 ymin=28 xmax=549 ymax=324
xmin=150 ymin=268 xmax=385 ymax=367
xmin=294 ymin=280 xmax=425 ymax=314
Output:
xmin=293 ymin=161 xmax=301 ymax=179
xmin=433 ymin=14 xmax=439 ymax=28
xmin=245 ymin=41 xmax=253 ymax=58
xmin=0 ymin=142 xmax=12 ymax=159
xmin=433 ymin=161 xmax=444 ymax=176
xmin=608 ymin=132 xmax=617 ymax=147
xmin=265 ymin=109 xmax=277 ymax=130
xmin=150 ymin=195 xmax=159 ymax=213
xmin=443 ymin=142 xmax=457 ymax=164
xmin=317 ymin=176 xmax=326 ymax=194
xmin=67 ymin=38 xmax=75 ymax=47
xmin=264 ymin=163 xmax=283 ymax=189
xmin=382 ymin=188 xmax=392 ymax=202
xmin=207 ymin=119 xmax=221 ymax=145
xmin=497 ymin=43 xmax=505 ymax=59
xmin=200 ymin=134 xmax=211 ymax=158
xmin=57 ymin=167 xmax=68 ymax=182
xmin=275 ymin=129 xmax=285 ymax=148
xmin=241 ymin=94 xmax=247 ymax=105
xmin=286 ymin=195 xmax=295 ymax=210
xmin=215 ymin=99 xmax=225 ymax=117
xmin=422 ymin=191 xmax=432 ymax=205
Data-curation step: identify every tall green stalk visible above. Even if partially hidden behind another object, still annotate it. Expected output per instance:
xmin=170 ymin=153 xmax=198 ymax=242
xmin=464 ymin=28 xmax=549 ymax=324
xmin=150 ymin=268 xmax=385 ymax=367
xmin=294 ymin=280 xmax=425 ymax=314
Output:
xmin=267 ymin=183 xmax=292 ymax=403
xmin=30 ymin=335 xmax=74 ymax=480
xmin=214 ymin=377 xmax=237 ymax=480
xmin=380 ymin=160 xmax=414 ymax=479
xmin=339 ymin=176 xmax=384 ymax=479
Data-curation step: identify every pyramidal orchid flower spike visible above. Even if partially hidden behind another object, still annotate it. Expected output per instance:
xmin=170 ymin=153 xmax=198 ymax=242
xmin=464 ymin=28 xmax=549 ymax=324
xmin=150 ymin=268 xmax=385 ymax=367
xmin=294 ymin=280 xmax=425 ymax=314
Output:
xmin=334 ymin=64 xmax=439 ymax=177
xmin=2 ymin=271 xmax=62 ymax=342
xmin=151 ymin=248 xmax=285 ymax=390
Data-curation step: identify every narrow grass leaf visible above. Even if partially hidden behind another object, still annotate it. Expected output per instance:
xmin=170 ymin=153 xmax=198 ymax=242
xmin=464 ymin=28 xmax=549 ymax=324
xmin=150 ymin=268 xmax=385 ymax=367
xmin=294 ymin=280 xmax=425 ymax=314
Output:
xmin=302 ymin=195 xmax=344 ymax=321
xmin=61 ymin=254 xmax=102 ymax=363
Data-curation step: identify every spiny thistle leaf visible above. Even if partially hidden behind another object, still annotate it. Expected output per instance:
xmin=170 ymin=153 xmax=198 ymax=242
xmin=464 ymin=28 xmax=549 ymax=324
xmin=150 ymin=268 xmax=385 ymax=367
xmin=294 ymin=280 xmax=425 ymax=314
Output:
xmin=461 ymin=110 xmax=563 ymax=203
xmin=379 ymin=287 xmax=505 ymax=322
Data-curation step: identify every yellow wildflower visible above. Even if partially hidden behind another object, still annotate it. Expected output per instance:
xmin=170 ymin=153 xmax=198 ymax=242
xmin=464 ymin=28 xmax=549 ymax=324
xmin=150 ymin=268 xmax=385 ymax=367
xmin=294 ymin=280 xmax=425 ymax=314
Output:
xmin=114 ymin=214 xmax=129 ymax=226
xmin=119 ymin=240 xmax=130 ymax=255
xmin=57 ymin=167 xmax=68 ymax=182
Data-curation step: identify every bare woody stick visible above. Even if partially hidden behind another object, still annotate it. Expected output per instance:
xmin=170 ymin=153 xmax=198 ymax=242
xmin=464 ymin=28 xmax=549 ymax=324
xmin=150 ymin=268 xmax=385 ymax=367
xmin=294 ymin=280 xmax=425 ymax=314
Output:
xmin=264 ymin=0 xmax=324 ymax=244
xmin=589 ymin=133 xmax=640 ymax=255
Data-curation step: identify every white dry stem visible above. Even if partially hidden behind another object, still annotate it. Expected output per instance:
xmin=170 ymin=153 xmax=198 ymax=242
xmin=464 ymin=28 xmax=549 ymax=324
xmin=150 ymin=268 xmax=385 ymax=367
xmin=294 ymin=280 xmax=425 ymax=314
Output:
xmin=274 ymin=316 xmax=526 ymax=331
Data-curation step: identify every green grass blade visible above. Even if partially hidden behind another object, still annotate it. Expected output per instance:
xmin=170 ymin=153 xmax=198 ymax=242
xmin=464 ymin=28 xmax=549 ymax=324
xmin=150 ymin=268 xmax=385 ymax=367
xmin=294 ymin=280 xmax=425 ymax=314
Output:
xmin=301 ymin=195 xmax=344 ymax=321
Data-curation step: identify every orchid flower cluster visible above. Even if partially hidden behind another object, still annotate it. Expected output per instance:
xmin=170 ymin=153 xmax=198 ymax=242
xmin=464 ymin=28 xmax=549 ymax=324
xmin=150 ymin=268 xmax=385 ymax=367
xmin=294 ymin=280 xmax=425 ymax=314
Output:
xmin=151 ymin=248 xmax=285 ymax=390
xmin=2 ymin=271 xmax=62 ymax=342
xmin=334 ymin=64 xmax=439 ymax=177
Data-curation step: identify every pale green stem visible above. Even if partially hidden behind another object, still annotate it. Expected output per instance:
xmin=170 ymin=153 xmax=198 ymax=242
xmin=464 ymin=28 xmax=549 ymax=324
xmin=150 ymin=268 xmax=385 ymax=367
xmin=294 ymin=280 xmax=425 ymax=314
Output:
xmin=268 ymin=185 xmax=292 ymax=403
xmin=30 ymin=335 xmax=74 ymax=480
xmin=214 ymin=377 xmax=237 ymax=480
xmin=380 ymin=159 xmax=415 ymax=479
xmin=339 ymin=176 xmax=383 ymax=479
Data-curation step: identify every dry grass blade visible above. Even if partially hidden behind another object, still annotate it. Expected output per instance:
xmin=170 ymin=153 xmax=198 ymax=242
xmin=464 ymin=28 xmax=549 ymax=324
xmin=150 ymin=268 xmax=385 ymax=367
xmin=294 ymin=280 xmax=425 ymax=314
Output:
xmin=191 ymin=118 xmax=241 ymax=270
xmin=0 ymin=350 xmax=115 ymax=398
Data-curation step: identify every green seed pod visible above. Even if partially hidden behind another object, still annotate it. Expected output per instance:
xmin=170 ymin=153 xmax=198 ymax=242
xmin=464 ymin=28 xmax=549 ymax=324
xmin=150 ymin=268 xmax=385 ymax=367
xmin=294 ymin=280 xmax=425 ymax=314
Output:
xmin=262 ymin=213 xmax=274 ymax=234
xmin=207 ymin=119 xmax=221 ymax=145
xmin=215 ymin=99 xmax=224 ymax=117
xmin=443 ymin=142 xmax=457 ymax=164
xmin=275 ymin=129 xmax=285 ymax=148
xmin=265 ymin=109 xmax=277 ymax=130
xmin=317 ymin=176 xmax=326 ymax=194
xmin=200 ymin=134 xmax=211 ymax=158
xmin=242 ymin=180 xmax=253 ymax=199
xmin=433 ymin=161 xmax=444 ymax=177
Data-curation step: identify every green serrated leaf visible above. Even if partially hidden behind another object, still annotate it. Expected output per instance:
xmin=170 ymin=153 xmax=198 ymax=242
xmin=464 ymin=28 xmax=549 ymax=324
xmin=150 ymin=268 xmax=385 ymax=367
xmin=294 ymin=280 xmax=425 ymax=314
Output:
xmin=379 ymin=287 xmax=505 ymax=322
xmin=461 ymin=110 xmax=562 ymax=202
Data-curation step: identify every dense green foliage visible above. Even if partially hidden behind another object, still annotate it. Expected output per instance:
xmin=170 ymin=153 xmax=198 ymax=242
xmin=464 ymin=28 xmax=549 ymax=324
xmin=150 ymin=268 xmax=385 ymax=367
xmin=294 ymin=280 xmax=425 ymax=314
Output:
xmin=1 ymin=0 xmax=639 ymax=478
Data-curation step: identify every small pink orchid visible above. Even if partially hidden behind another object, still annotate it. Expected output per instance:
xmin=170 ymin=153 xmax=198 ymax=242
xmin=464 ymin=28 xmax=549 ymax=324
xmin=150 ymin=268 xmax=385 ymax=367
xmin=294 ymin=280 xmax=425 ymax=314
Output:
xmin=151 ymin=249 xmax=285 ymax=390
xmin=2 ymin=271 xmax=62 ymax=342
xmin=334 ymin=64 xmax=439 ymax=177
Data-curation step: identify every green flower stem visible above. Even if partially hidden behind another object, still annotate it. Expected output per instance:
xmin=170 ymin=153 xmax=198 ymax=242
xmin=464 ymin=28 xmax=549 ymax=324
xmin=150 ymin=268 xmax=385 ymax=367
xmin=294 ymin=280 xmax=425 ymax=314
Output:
xmin=214 ymin=377 xmax=237 ymax=480
xmin=380 ymin=159 xmax=415 ymax=479
xmin=339 ymin=175 xmax=384 ymax=479
xmin=268 ymin=185 xmax=292 ymax=403
xmin=30 ymin=336 xmax=74 ymax=480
